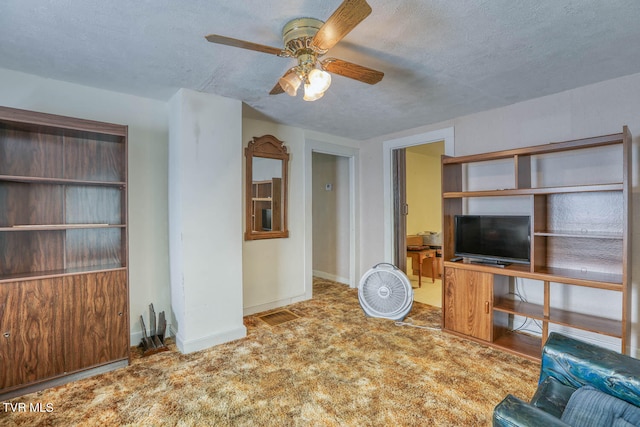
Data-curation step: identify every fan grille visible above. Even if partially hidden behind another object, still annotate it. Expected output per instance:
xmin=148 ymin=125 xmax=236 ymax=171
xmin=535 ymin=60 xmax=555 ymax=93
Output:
xmin=358 ymin=264 xmax=413 ymax=320
xmin=362 ymin=271 xmax=407 ymax=312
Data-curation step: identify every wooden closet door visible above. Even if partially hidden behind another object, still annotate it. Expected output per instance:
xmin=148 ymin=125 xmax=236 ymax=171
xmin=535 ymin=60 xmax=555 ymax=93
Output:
xmin=0 ymin=279 xmax=65 ymax=389
xmin=64 ymin=271 xmax=128 ymax=372
xmin=443 ymin=267 xmax=493 ymax=341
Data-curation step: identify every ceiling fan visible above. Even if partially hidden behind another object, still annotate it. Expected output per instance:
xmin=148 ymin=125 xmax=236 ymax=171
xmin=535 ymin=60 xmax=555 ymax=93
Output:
xmin=205 ymin=0 xmax=384 ymax=101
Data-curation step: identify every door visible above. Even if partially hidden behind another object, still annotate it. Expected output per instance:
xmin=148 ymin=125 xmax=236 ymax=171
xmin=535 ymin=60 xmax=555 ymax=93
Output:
xmin=64 ymin=270 xmax=128 ymax=372
xmin=392 ymin=148 xmax=407 ymax=271
xmin=0 ymin=279 xmax=65 ymax=389
xmin=443 ymin=267 xmax=493 ymax=341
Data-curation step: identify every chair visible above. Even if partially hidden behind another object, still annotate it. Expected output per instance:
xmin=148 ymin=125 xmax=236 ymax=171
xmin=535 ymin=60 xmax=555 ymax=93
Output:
xmin=493 ymin=332 xmax=640 ymax=426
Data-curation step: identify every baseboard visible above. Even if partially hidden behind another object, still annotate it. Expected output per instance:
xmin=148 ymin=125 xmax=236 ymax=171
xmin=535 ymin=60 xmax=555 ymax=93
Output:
xmin=243 ymin=294 xmax=310 ymax=316
xmin=174 ymin=325 xmax=247 ymax=354
xmin=312 ymin=270 xmax=350 ymax=285
xmin=0 ymin=359 xmax=128 ymax=401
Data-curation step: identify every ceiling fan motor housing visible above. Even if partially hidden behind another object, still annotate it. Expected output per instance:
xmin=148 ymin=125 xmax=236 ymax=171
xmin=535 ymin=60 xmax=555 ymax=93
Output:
xmin=282 ymin=18 xmax=325 ymax=57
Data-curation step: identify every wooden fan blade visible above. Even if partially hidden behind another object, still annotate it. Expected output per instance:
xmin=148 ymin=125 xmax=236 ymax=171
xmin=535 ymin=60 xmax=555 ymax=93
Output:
xmin=311 ymin=0 xmax=372 ymax=52
xmin=322 ymin=58 xmax=383 ymax=84
xmin=205 ymin=34 xmax=283 ymax=56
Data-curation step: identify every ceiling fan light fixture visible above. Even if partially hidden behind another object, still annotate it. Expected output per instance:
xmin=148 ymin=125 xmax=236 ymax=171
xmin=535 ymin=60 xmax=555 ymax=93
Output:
xmin=303 ymin=83 xmax=326 ymax=101
xmin=278 ymin=71 xmax=302 ymax=96
xmin=308 ymin=68 xmax=332 ymax=93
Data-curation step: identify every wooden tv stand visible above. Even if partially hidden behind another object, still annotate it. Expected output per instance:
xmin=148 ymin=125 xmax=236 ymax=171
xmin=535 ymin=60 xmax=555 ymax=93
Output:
xmin=441 ymin=128 xmax=632 ymax=360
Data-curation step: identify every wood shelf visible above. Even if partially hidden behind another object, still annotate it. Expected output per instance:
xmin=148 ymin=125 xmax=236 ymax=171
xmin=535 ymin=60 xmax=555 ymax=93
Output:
xmin=531 ymin=267 xmax=623 ymax=290
xmin=442 ymin=132 xmax=625 ymax=165
xmin=548 ymin=308 xmax=622 ymax=338
xmin=494 ymin=297 xmax=544 ymax=319
xmin=443 ymin=183 xmax=623 ymax=198
xmin=0 ymin=175 xmax=126 ymax=187
xmin=493 ymin=332 xmax=542 ymax=360
xmin=0 ymin=105 xmax=128 ymax=136
xmin=444 ymin=261 xmax=623 ymax=289
xmin=493 ymin=297 xmax=622 ymax=338
xmin=533 ymin=230 xmax=623 ymax=239
xmin=0 ymin=224 xmax=125 ymax=232
xmin=0 ymin=264 xmax=127 ymax=284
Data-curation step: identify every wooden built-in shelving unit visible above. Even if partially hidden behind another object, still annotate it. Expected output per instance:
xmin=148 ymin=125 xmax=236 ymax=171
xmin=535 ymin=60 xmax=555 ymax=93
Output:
xmin=441 ymin=128 xmax=632 ymax=360
xmin=0 ymin=106 xmax=129 ymax=399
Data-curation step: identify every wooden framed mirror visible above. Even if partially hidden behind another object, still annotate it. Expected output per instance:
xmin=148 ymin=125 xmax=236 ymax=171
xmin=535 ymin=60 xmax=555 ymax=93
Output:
xmin=245 ymin=135 xmax=289 ymax=240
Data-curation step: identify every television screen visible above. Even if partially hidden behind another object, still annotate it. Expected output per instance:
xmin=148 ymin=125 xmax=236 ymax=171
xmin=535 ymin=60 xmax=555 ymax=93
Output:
xmin=454 ymin=215 xmax=530 ymax=264
xmin=262 ymin=208 xmax=272 ymax=231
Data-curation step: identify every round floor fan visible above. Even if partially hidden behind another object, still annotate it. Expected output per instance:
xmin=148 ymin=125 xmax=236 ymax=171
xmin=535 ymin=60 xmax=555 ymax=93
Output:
xmin=358 ymin=263 xmax=413 ymax=321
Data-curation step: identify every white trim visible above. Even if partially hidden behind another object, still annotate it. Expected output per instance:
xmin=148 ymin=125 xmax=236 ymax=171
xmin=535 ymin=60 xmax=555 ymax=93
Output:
xmin=243 ymin=295 xmax=307 ymax=316
xmin=312 ymin=270 xmax=350 ymax=285
xmin=382 ymin=127 xmax=455 ymax=263
xmin=304 ymin=139 xmax=360 ymax=291
xmin=175 ymin=325 xmax=247 ymax=354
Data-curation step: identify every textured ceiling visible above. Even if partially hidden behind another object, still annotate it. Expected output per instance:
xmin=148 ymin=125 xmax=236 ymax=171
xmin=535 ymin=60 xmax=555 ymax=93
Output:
xmin=2 ymin=1 xmax=640 ymax=140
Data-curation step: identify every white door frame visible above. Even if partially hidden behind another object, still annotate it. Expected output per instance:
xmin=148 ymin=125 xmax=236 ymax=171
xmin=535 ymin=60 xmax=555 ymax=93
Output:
xmin=382 ymin=127 xmax=455 ymax=263
xmin=304 ymin=139 xmax=359 ymax=296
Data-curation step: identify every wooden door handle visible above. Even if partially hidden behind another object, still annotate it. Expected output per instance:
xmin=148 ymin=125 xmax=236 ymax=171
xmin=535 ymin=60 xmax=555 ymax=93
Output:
xmin=485 ymin=301 xmax=490 ymax=314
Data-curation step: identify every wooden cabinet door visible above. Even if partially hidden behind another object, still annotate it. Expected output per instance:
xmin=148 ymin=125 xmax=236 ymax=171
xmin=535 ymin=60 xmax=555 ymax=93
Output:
xmin=64 ymin=271 xmax=128 ymax=372
xmin=0 ymin=279 xmax=65 ymax=389
xmin=443 ymin=267 xmax=493 ymax=341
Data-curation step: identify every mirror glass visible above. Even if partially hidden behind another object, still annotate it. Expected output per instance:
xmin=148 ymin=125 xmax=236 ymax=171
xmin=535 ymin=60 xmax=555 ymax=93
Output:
xmin=251 ymin=157 xmax=282 ymax=232
xmin=245 ymin=135 xmax=289 ymax=240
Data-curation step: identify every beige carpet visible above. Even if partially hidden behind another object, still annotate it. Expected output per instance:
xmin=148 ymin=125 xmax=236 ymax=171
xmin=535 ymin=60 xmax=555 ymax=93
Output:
xmin=2 ymin=278 xmax=539 ymax=426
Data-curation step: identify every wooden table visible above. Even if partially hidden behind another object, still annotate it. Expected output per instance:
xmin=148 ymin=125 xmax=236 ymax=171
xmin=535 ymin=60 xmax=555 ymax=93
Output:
xmin=407 ymin=248 xmax=436 ymax=287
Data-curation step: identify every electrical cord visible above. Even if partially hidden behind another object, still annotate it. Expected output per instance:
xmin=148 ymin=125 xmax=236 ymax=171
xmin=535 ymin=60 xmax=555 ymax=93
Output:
xmin=508 ymin=278 xmax=543 ymax=334
xmin=394 ymin=317 xmax=441 ymax=331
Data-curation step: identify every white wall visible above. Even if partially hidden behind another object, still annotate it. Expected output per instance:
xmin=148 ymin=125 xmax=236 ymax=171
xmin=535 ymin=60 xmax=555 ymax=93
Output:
xmin=361 ymin=71 xmax=640 ymax=354
xmin=241 ymin=120 xmax=307 ymax=314
xmin=168 ymin=89 xmax=245 ymax=353
xmin=312 ymin=152 xmax=350 ymax=284
xmin=242 ymin=119 xmax=360 ymax=314
xmin=0 ymin=68 xmax=170 ymax=346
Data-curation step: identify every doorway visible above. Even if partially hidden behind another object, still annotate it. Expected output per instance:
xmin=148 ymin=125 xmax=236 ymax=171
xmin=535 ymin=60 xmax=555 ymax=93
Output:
xmin=382 ymin=128 xmax=455 ymax=307
xmin=401 ymin=142 xmax=445 ymax=306
xmin=312 ymin=152 xmax=351 ymax=285
xmin=303 ymin=140 xmax=359 ymax=301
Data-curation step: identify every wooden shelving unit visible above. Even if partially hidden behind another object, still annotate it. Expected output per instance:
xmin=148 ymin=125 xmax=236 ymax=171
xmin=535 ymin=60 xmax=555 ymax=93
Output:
xmin=441 ymin=128 xmax=632 ymax=360
xmin=0 ymin=106 xmax=129 ymax=399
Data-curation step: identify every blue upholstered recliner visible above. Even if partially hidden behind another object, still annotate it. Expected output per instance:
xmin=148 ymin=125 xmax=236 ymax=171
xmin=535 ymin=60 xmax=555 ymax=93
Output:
xmin=493 ymin=332 xmax=640 ymax=426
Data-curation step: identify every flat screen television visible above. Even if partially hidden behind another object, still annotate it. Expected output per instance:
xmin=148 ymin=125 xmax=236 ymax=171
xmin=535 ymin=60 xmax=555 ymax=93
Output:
xmin=454 ymin=215 xmax=531 ymax=265
xmin=261 ymin=208 xmax=272 ymax=231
